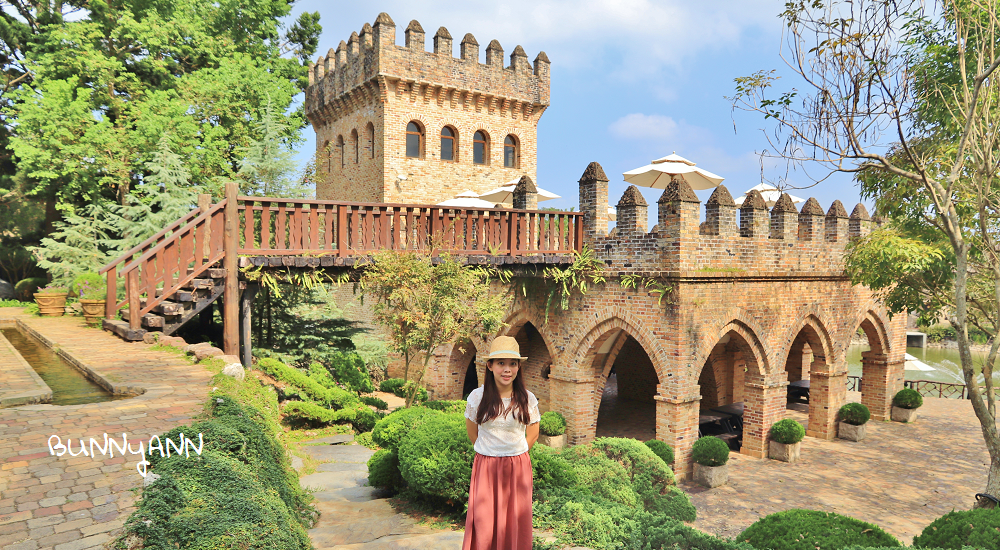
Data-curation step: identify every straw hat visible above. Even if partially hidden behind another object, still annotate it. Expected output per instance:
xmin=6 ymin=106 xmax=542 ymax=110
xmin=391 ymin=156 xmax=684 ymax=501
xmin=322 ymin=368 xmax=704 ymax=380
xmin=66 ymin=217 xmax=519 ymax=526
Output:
xmin=486 ymin=336 xmax=527 ymax=361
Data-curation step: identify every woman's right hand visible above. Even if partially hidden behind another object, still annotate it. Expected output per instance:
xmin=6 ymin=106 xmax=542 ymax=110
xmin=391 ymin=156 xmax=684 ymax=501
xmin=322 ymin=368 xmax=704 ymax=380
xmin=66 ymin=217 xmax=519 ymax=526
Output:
xmin=466 ymin=418 xmax=479 ymax=445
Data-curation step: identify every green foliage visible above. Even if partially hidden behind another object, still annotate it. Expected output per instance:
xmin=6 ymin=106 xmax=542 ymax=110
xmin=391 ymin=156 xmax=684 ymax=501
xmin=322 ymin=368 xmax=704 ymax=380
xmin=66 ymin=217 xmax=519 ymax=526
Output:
xmin=280 ymin=400 xmax=378 ymax=433
xmin=371 ymin=407 xmax=443 ymax=451
xmin=359 ymin=249 xmax=510 ymax=407
xmin=738 ymin=509 xmax=901 ymax=550
xmin=770 ymin=419 xmax=806 ymax=445
xmin=529 ymin=444 xmax=578 ymax=490
xmin=839 ymin=403 xmax=871 ymax=426
xmin=354 ymin=431 xmax=378 ymax=450
xmin=361 ymin=396 xmax=389 ymax=411
xmin=535 ymin=245 xmax=607 ymax=322
xmin=380 ymin=378 xmax=406 ymax=394
xmin=121 ymin=394 xmax=314 ymax=549
xmin=13 ymin=278 xmax=45 ymax=300
xmin=398 ymin=381 xmax=428 ymax=403
xmin=539 ymin=411 xmax=567 ymax=436
xmin=23 ymin=302 xmax=39 ymax=315
xmin=329 ymin=352 xmax=374 ymax=394
xmin=893 ymin=388 xmax=924 ymax=410
xmin=70 ymin=272 xmax=105 ymax=300
xmin=692 ymin=436 xmax=730 ymax=467
xmin=421 ymin=400 xmax=466 ymax=414
xmin=0 ymin=244 xmax=42 ymax=287
xmin=256 ymin=357 xmax=359 ymax=409
xmin=0 ymin=299 xmax=30 ymax=307
xmin=309 ymin=361 xmax=336 ymax=388
xmin=912 ymin=508 xmax=1000 ymax=549
xmin=367 ymin=448 xmax=405 ymax=490
xmin=29 ymin=203 xmax=120 ymax=286
xmin=237 ymin=98 xmax=311 ymax=198
xmin=926 ymin=324 xmax=957 ymax=343
xmin=397 ymin=413 xmax=475 ymax=505
xmin=644 ymin=440 xmax=675 ymax=466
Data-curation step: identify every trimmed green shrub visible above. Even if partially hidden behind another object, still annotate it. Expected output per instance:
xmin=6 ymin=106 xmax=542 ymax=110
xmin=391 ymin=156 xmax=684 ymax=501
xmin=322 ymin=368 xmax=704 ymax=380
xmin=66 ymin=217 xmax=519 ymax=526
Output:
xmin=738 ymin=509 xmax=900 ymax=550
xmin=14 ymin=277 xmax=45 ymax=301
xmin=912 ymin=508 xmax=1000 ymax=549
xmin=361 ymin=396 xmax=389 ymax=410
xmin=371 ymin=407 xmax=443 ymax=450
xmin=421 ymin=399 xmax=466 ymax=414
xmin=397 ymin=413 xmax=475 ymax=504
xmin=539 ymin=411 xmax=567 ymax=436
xmin=644 ymin=439 xmax=674 ymax=466
xmin=309 ymin=361 xmax=336 ymax=388
xmin=692 ymin=436 xmax=730 ymax=467
xmin=397 ymin=380 xmax=428 ymax=402
xmin=257 ymin=357 xmax=359 ymax=408
xmin=893 ymin=388 xmax=924 ymax=410
xmin=281 ymin=401 xmax=379 ymax=432
xmin=70 ymin=272 xmax=104 ymax=299
xmin=355 ymin=431 xmax=378 ymax=449
xmin=529 ymin=444 xmax=577 ymax=490
xmin=122 ymin=394 xmax=315 ymax=549
xmin=839 ymin=403 xmax=871 ymax=425
xmin=329 ymin=351 xmax=374 ymax=393
xmin=380 ymin=378 xmax=405 ymax=394
xmin=770 ymin=418 xmax=806 ymax=444
xmin=367 ymin=448 xmax=405 ymax=490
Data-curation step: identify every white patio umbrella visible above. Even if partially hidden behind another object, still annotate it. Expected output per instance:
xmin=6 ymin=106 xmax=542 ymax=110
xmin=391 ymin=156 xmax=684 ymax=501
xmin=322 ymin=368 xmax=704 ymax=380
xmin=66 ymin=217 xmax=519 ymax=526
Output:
xmin=477 ymin=178 xmax=561 ymax=203
xmin=622 ymin=152 xmax=725 ymax=190
xmin=734 ymin=183 xmax=806 ymax=208
xmin=904 ymin=353 xmax=936 ymax=372
xmin=436 ymin=190 xmax=499 ymax=208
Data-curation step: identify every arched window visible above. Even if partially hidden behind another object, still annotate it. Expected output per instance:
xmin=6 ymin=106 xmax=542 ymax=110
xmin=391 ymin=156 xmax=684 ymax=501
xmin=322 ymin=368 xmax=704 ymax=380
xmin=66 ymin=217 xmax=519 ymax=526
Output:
xmin=322 ymin=140 xmax=330 ymax=173
xmin=406 ymin=121 xmax=423 ymax=158
xmin=473 ymin=131 xmax=488 ymax=165
xmin=504 ymin=135 xmax=518 ymax=168
xmin=337 ymin=135 xmax=345 ymax=168
xmin=351 ymin=129 xmax=359 ymax=164
xmin=366 ymin=122 xmax=375 ymax=159
xmin=440 ymin=126 xmax=456 ymax=162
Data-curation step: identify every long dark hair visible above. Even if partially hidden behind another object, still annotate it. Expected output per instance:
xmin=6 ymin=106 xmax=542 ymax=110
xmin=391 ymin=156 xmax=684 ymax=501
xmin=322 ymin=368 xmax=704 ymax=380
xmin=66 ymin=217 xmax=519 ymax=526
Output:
xmin=475 ymin=360 xmax=531 ymax=425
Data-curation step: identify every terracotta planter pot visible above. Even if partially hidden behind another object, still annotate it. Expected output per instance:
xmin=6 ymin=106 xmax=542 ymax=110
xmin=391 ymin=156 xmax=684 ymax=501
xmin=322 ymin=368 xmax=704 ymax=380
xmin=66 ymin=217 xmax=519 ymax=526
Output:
xmin=838 ymin=421 xmax=866 ymax=442
xmin=538 ymin=433 xmax=566 ymax=449
xmin=768 ymin=440 xmax=801 ymax=463
xmin=693 ymin=463 xmax=728 ymax=488
xmin=79 ymin=299 xmax=106 ymax=326
xmin=34 ymin=292 xmax=68 ymax=317
xmin=891 ymin=406 xmax=919 ymax=423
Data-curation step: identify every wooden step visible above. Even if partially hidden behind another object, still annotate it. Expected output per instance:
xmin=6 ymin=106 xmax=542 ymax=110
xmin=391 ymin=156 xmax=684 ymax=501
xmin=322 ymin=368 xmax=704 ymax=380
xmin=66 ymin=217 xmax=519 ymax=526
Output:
xmin=139 ymin=299 xmax=185 ymax=316
xmin=207 ymin=268 xmax=226 ymax=278
xmin=156 ymin=288 xmax=206 ymax=302
xmin=181 ymin=279 xmax=214 ymax=290
xmin=141 ymin=313 xmax=164 ymax=328
xmin=102 ymin=319 xmax=146 ymax=341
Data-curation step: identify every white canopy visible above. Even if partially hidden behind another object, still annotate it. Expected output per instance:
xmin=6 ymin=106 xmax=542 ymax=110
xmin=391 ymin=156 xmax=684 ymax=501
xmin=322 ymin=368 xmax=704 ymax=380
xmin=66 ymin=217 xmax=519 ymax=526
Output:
xmin=477 ymin=179 xmax=561 ymax=203
xmin=734 ymin=183 xmax=805 ymax=208
xmin=437 ymin=190 xmax=500 ymax=208
xmin=622 ymin=152 xmax=725 ymax=190
xmin=904 ymin=353 xmax=936 ymax=372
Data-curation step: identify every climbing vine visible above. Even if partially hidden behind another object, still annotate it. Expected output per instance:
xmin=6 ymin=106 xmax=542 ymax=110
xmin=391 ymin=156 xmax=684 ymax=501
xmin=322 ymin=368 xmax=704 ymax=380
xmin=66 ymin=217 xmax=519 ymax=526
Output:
xmin=620 ymin=274 xmax=674 ymax=305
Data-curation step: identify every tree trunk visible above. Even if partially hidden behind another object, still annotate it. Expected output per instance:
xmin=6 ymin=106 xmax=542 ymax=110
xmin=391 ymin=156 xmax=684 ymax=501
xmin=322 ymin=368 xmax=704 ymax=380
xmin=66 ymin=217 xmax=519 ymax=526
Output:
xmin=979 ymin=455 xmax=1000 ymax=509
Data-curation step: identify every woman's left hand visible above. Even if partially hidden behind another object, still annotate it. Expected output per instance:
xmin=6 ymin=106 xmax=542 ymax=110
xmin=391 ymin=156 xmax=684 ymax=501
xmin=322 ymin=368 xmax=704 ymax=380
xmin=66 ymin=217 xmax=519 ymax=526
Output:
xmin=526 ymin=422 xmax=540 ymax=450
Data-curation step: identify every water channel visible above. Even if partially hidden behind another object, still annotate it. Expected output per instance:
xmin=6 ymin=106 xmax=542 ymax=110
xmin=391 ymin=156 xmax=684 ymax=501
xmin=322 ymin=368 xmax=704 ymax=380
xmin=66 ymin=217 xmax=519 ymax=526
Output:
xmin=2 ymin=328 xmax=125 ymax=405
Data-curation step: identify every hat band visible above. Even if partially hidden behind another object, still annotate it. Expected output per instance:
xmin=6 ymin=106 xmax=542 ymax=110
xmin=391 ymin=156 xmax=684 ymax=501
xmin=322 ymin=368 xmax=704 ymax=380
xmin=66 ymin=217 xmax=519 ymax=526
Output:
xmin=488 ymin=350 xmax=520 ymax=358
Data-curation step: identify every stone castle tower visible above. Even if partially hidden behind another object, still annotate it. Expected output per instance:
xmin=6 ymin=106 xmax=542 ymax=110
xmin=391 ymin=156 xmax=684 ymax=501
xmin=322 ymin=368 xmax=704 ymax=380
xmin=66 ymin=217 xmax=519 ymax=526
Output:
xmin=305 ymin=13 xmax=551 ymax=205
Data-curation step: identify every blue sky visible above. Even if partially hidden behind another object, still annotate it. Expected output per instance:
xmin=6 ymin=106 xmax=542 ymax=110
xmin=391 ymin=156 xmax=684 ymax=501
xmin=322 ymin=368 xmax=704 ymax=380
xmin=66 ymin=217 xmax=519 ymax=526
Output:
xmin=287 ymin=0 xmax=866 ymax=215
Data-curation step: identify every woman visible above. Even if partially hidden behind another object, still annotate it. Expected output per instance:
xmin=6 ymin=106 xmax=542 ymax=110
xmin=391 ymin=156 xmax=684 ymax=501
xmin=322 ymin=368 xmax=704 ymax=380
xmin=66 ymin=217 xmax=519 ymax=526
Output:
xmin=463 ymin=335 xmax=541 ymax=550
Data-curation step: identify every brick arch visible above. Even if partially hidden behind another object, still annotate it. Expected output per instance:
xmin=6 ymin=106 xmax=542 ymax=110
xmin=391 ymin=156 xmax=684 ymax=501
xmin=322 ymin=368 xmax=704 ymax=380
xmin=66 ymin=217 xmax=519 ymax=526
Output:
xmin=690 ymin=308 xmax=771 ymax=381
xmin=561 ymin=307 xmax=668 ymax=386
xmin=778 ymin=305 xmax=836 ymax=368
xmin=850 ymin=307 xmax=891 ymax=356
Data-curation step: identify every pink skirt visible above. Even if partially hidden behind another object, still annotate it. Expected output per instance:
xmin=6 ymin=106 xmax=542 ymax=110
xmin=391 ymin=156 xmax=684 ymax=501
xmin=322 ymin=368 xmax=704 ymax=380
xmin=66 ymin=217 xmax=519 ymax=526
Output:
xmin=462 ymin=452 xmax=533 ymax=550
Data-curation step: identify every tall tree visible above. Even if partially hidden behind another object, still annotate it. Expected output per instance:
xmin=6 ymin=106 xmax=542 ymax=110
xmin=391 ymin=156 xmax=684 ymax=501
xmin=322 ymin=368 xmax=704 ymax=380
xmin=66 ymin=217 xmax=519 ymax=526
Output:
xmin=729 ymin=0 xmax=1000 ymax=505
xmin=238 ymin=98 xmax=312 ymax=199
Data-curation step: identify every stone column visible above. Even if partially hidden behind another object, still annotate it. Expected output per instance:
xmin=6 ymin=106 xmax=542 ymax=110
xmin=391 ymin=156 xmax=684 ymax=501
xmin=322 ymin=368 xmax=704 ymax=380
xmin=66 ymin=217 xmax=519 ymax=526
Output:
xmin=825 ymin=200 xmax=849 ymax=242
xmin=770 ymin=193 xmax=799 ymax=240
xmin=739 ymin=189 xmax=769 ymax=238
xmin=549 ymin=374 xmax=598 ymax=445
xmin=512 ymin=175 xmax=539 ymax=210
xmin=861 ymin=351 xmax=904 ymax=421
xmin=849 ymin=203 xmax=871 ymax=240
xmin=615 ymin=185 xmax=648 ymax=237
xmin=704 ymin=185 xmax=737 ymax=236
xmin=740 ymin=376 xmax=787 ymax=459
xmin=655 ymin=393 xmax=701 ymax=479
xmin=798 ymin=198 xmax=825 ymax=241
xmin=578 ymin=162 xmax=610 ymax=240
xmin=806 ymin=368 xmax=847 ymax=440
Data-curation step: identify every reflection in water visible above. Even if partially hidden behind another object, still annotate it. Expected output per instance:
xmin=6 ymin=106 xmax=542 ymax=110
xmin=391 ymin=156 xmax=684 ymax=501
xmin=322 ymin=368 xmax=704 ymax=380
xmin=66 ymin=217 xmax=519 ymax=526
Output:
xmin=2 ymin=328 xmax=126 ymax=405
xmin=847 ymin=344 xmax=1000 ymax=385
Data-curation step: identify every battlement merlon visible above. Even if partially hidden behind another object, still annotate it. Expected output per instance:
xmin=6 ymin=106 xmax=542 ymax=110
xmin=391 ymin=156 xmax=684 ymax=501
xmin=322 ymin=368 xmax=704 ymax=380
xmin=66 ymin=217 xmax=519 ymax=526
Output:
xmin=577 ymin=162 xmax=877 ymax=277
xmin=304 ymin=13 xmax=550 ymax=123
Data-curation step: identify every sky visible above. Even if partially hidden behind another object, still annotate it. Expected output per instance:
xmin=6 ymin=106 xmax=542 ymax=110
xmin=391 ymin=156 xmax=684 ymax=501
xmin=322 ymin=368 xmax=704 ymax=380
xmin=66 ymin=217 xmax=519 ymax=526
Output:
xmin=286 ymin=0 xmax=866 ymax=215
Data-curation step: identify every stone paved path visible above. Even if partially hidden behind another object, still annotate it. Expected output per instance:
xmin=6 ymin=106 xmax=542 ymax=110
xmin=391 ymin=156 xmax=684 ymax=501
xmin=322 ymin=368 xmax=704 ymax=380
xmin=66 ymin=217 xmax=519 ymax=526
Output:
xmin=683 ymin=392 xmax=996 ymax=545
xmin=0 ymin=312 xmax=212 ymax=550
xmin=300 ymin=435 xmax=465 ymax=549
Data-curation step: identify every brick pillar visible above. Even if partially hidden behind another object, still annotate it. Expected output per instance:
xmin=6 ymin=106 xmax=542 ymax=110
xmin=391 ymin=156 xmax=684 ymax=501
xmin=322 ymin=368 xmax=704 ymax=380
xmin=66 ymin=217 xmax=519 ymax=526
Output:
xmin=739 ymin=189 xmax=769 ymax=238
xmin=741 ymin=376 xmax=787 ymax=459
xmin=849 ymin=203 xmax=871 ymax=240
xmin=549 ymin=375 xmax=597 ymax=445
xmin=512 ymin=175 xmax=538 ymax=210
xmin=861 ymin=351 xmax=904 ymax=421
xmin=825 ymin=200 xmax=849 ymax=242
xmin=704 ymin=185 xmax=737 ymax=236
xmin=433 ymin=26 xmax=453 ymax=55
xmin=655 ymin=394 xmax=700 ymax=479
xmin=806 ymin=369 xmax=847 ymax=440
xmin=770 ymin=193 xmax=799 ymax=240
xmin=616 ymin=185 xmax=648 ymax=236
xmin=798 ymin=197 xmax=825 ymax=241
xmin=657 ymin=175 xmax=701 ymax=237
xmin=579 ymin=162 xmax=609 ymax=240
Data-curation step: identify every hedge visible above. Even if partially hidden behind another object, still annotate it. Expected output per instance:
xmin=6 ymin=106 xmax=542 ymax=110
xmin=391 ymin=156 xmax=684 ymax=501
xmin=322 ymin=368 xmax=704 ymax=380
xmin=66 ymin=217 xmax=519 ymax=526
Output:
xmin=912 ymin=508 xmax=1000 ymax=549
xmin=397 ymin=412 xmax=475 ymax=504
xmin=738 ymin=509 xmax=900 ymax=550
xmin=692 ymin=436 xmax=730 ymax=466
xmin=644 ymin=440 xmax=674 ymax=466
xmin=367 ymin=448 xmax=405 ymax=490
xmin=421 ymin=400 xmax=467 ymax=414
xmin=839 ymin=403 xmax=871 ymax=426
xmin=529 ymin=444 xmax=577 ymax=490
xmin=539 ymin=411 xmax=567 ymax=436
xmin=893 ymin=388 xmax=923 ymax=410
xmin=257 ymin=357 xmax=359 ymax=408
xmin=281 ymin=400 xmax=379 ymax=432
xmin=361 ymin=396 xmax=389 ymax=410
xmin=379 ymin=378 xmax=405 ymax=394
xmin=371 ymin=406 xmax=443 ymax=450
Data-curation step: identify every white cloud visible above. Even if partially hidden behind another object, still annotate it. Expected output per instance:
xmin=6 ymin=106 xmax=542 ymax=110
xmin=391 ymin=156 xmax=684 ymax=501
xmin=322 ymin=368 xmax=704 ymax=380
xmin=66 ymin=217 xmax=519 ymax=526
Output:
xmin=608 ymin=113 xmax=678 ymax=140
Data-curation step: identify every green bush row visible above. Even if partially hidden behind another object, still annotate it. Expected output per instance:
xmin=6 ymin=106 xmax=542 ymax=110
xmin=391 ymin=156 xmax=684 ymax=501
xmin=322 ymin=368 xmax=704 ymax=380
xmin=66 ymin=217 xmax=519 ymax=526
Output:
xmin=644 ymin=440 xmax=674 ymax=465
xmin=361 ymin=396 xmax=389 ymax=410
xmin=281 ymin=400 xmax=379 ymax=432
xmin=739 ymin=509 xmax=900 ymax=550
xmin=421 ymin=399 xmax=467 ymax=413
xmin=257 ymin=357 xmax=359 ymax=409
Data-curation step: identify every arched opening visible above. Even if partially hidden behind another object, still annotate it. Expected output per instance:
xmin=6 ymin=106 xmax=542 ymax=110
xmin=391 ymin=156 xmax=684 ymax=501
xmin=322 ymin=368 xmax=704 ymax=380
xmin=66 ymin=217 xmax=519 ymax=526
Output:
xmin=473 ymin=130 xmax=489 ymax=165
xmin=449 ymin=339 xmax=478 ymax=399
xmin=509 ymin=321 xmax=552 ymax=413
xmin=696 ymin=332 xmax=749 ymax=451
xmin=851 ymin=312 xmax=900 ymax=421
xmin=593 ymin=329 xmax=658 ymax=441
xmin=366 ymin=122 xmax=375 ymax=159
xmin=782 ymin=321 xmax=837 ymax=439
xmin=503 ymin=134 xmax=519 ymax=168
xmin=321 ymin=140 xmax=331 ymax=174
xmin=350 ymin=129 xmax=359 ymax=163
xmin=336 ymin=135 xmax=345 ymax=168
xmin=440 ymin=126 xmax=456 ymax=161
xmin=406 ymin=121 xmax=423 ymax=158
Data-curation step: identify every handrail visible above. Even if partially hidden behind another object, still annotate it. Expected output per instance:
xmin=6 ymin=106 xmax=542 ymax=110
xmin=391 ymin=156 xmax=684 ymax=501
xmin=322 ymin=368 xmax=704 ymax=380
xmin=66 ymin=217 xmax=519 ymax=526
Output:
xmin=98 ymin=207 xmax=201 ymax=274
xmin=120 ymin=201 xmax=226 ymax=274
xmin=237 ymin=195 xmax=581 ymax=215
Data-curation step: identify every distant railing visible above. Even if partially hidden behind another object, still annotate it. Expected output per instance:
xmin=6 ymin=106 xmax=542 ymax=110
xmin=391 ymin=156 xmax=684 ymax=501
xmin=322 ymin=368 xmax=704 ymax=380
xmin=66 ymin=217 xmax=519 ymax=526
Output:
xmin=905 ymin=379 xmax=969 ymax=400
xmin=237 ymin=197 xmax=584 ymax=256
xmin=847 ymin=375 xmax=862 ymax=392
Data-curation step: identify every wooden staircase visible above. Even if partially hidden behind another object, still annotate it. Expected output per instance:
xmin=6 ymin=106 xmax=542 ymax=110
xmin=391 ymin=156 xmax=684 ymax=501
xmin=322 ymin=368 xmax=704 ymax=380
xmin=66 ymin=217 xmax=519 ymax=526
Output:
xmin=122 ymin=265 xmax=227 ymax=335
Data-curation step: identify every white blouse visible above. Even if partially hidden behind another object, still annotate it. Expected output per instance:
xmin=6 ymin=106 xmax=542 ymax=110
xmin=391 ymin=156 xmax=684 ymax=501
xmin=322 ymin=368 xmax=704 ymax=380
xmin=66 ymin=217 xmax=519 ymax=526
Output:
xmin=464 ymin=387 xmax=541 ymax=457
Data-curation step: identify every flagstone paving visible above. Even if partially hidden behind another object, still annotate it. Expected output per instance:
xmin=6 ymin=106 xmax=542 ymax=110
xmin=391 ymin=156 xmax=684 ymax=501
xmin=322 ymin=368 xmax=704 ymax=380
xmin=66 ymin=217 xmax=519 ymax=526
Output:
xmin=0 ymin=312 xmax=212 ymax=550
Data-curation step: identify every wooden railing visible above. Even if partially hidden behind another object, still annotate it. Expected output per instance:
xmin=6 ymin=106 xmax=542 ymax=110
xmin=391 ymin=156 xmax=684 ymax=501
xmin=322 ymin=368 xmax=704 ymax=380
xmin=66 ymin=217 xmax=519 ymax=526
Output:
xmin=237 ymin=197 xmax=584 ymax=256
xmin=905 ymin=379 xmax=969 ymax=399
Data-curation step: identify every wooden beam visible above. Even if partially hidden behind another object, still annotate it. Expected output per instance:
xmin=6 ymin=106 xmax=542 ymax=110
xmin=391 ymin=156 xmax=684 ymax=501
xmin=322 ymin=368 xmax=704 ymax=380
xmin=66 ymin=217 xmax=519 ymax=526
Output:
xmin=223 ymin=182 xmax=240 ymax=356
xmin=240 ymin=283 xmax=260 ymax=368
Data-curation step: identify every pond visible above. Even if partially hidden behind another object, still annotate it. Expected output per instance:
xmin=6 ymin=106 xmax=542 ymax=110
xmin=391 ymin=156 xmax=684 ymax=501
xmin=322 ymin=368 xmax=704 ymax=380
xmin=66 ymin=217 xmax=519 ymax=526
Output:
xmin=847 ymin=343 xmax=1000 ymax=385
xmin=2 ymin=328 xmax=127 ymax=405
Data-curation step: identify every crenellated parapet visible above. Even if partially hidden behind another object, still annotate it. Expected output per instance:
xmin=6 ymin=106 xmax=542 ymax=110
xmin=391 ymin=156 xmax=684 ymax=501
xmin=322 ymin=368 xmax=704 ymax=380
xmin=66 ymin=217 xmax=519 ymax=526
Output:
xmin=305 ymin=12 xmax=550 ymax=126
xmin=577 ymin=162 xmax=875 ymax=276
